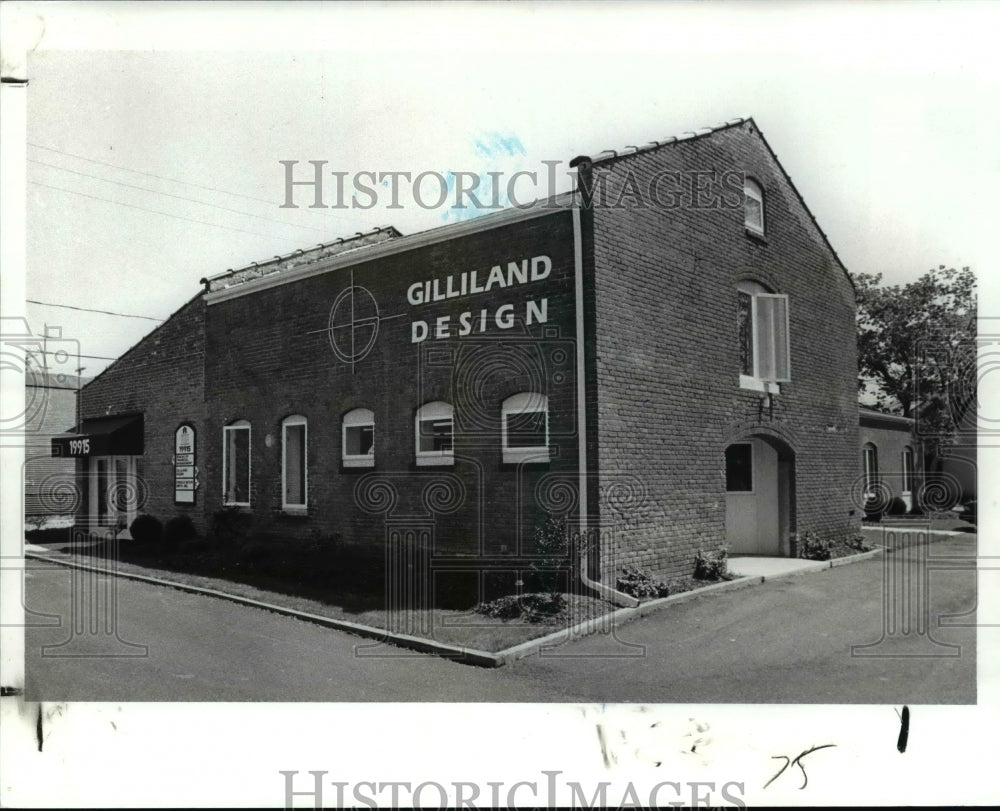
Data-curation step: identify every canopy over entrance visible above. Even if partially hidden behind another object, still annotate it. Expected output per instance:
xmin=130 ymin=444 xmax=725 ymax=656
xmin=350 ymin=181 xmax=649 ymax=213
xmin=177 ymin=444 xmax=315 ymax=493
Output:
xmin=51 ymin=414 xmax=144 ymax=458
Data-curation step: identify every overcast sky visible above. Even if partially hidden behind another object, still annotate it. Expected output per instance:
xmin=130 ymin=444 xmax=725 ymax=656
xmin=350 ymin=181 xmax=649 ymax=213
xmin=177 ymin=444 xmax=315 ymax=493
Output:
xmin=14 ymin=1 xmax=1000 ymax=376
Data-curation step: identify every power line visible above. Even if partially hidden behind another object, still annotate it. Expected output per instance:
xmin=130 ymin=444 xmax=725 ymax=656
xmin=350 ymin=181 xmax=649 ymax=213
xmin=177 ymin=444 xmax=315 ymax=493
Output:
xmin=29 ymin=157 xmax=335 ymax=235
xmin=27 ymin=349 xmax=122 ymax=362
xmin=27 ymin=141 xmax=382 ymax=230
xmin=29 ymin=180 xmax=307 ymax=245
xmin=27 ymin=299 xmax=164 ymax=322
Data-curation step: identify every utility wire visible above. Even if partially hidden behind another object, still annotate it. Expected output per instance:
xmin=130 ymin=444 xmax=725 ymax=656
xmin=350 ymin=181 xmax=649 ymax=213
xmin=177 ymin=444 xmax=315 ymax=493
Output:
xmin=27 ymin=141 xmax=382 ymax=230
xmin=27 ymin=349 xmax=123 ymax=362
xmin=29 ymin=180 xmax=307 ymax=245
xmin=27 ymin=299 xmax=164 ymax=322
xmin=29 ymin=158 xmax=335 ymax=235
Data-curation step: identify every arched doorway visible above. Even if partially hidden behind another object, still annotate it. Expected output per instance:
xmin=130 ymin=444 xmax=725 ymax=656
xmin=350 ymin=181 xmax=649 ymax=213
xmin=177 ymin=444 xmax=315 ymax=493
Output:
xmin=724 ymin=434 xmax=795 ymax=556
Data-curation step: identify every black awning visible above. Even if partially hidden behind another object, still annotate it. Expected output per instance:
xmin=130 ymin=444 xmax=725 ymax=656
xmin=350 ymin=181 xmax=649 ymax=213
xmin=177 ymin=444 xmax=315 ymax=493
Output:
xmin=51 ymin=414 xmax=144 ymax=458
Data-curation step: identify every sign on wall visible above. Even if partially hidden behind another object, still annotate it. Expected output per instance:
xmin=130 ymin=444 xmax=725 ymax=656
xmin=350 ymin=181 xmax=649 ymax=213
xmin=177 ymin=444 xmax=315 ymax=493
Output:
xmin=174 ymin=424 xmax=198 ymax=504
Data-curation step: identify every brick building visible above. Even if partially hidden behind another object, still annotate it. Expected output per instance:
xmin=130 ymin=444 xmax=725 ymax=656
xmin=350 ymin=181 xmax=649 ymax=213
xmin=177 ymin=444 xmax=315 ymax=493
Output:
xmin=858 ymin=406 xmax=918 ymax=514
xmin=56 ymin=118 xmax=861 ymax=593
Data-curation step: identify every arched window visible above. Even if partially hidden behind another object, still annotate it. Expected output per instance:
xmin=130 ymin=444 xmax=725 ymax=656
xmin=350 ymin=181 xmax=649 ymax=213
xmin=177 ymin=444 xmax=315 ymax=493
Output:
xmin=282 ymin=414 xmax=307 ymax=510
xmin=501 ymin=392 xmax=549 ymax=464
xmin=737 ymin=279 xmax=790 ymax=388
xmin=862 ymin=443 xmax=879 ymax=498
xmin=415 ymin=401 xmax=453 ymax=466
xmin=343 ymin=408 xmax=375 ymax=468
xmin=744 ymin=177 xmax=765 ymax=236
xmin=902 ymin=445 xmax=914 ymax=494
xmin=223 ymin=419 xmax=251 ymax=506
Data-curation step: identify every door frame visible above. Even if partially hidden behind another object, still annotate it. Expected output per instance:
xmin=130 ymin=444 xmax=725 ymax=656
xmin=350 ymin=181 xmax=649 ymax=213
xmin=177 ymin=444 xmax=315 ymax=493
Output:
xmin=87 ymin=455 xmax=138 ymax=536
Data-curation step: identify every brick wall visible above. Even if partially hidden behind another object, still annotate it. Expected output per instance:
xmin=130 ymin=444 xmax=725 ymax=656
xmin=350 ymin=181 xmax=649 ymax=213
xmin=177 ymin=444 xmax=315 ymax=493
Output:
xmin=202 ymin=213 xmax=578 ymax=559
xmin=77 ymin=294 xmax=206 ymax=530
xmin=584 ymin=120 xmax=861 ymax=579
xmin=859 ymin=413 xmax=917 ymax=507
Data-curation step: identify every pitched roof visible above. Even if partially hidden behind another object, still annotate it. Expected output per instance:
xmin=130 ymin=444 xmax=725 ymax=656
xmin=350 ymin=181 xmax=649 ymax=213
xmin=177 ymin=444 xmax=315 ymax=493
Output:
xmin=585 ymin=117 xmax=750 ymax=164
xmin=574 ymin=117 xmax=854 ymax=291
xmin=859 ymin=404 xmax=914 ymax=428
xmin=201 ymin=225 xmax=403 ymax=293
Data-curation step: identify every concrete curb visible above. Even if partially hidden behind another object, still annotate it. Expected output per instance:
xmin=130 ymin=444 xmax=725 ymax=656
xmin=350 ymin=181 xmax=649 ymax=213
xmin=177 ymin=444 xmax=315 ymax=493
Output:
xmin=26 ymin=544 xmax=887 ymax=668
xmin=495 ymin=547 xmax=886 ymax=663
xmin=25 ymin=552 xmax=502 ymax=668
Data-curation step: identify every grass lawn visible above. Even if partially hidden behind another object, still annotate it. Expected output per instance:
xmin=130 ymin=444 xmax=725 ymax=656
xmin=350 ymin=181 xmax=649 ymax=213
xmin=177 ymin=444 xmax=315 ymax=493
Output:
xmin=26 ymin=530 xmax=731 ymax=653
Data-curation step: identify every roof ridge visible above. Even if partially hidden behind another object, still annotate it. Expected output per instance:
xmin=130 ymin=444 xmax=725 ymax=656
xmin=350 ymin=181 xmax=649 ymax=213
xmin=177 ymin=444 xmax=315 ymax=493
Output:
xmin=581 ymin=116 xmax=854 ymax=291
xmin=202 ymin=225 xmax=403 ymax=292
xmin=587 ymin=117 xmax=750 ymax=164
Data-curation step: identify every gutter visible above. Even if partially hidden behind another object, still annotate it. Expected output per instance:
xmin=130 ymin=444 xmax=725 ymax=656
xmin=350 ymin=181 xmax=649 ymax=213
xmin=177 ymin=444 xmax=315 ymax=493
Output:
xmin=570 ymin=161 xmax=639 ymax=610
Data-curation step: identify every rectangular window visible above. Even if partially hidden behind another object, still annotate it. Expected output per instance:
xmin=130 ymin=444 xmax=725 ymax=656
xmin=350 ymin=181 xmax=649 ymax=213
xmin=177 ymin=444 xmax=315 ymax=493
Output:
xmin=283 ymin=422 xmax=306 ymax=508
xmin=343 ymin=408 xmax=375 ymax=468
xmin=725 ymin=443 xmax=753 ymax=492
xmin=505 ymin=410 xmax=547 ymax=449
xmin=902 ymin=448 xmax=914 ymax=493
xmin=418 ymin=418 xmax=453 ymax=453
xmin=345 ymin=424 xmax=374 ymax=456
xmin=224 ymin=424 xmax=251 ymax=506
xmin=745 ymin=196 xmax=763 ymax=234
xmin=740 ymin=292 xmax=790 ymax=388
xmin=863 ymin=447 xmax=878 ymax=495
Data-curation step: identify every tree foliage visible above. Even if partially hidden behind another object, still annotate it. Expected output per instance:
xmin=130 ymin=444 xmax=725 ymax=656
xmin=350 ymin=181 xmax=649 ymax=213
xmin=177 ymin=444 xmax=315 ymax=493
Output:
xmin=854 ymin=265 xmax=976 ymax=448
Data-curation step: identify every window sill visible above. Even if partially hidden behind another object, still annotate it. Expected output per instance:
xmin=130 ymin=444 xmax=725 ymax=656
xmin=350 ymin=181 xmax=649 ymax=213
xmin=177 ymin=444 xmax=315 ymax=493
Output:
xmin=223 ymin=502 xmax=251 ymax=510
xmin=745 ymin=227 xmax=767 ymax=244
xmin=279 ymin=507 xmax=309 ymax=518
xmin=502 ymin=447 xmax=550 ymax=465
xmin=739 ymin=375 xmax=781 ymax=394
xmin=343 ymin=457 xmax=375 ymax=469
xmin=416 ymin=454 xmax=454 ymax=467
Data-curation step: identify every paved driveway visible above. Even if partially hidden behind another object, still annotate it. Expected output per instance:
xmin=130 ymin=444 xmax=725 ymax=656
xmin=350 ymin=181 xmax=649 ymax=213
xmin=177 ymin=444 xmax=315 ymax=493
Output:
xmin=24 ymin=536 xmax=976 ymax=702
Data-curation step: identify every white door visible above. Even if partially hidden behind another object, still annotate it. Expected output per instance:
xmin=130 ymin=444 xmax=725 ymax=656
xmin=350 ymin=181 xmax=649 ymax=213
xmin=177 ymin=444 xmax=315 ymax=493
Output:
xmin=725 ymin=438 xmax=781 ymax=555
xmin=89 ymin=455 xmax=137 ymax=534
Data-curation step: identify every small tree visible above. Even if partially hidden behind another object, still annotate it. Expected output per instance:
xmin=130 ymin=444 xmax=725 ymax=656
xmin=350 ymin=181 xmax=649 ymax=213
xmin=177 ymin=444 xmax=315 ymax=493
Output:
xmin=854 ymin=265 xmax=977 ymax=453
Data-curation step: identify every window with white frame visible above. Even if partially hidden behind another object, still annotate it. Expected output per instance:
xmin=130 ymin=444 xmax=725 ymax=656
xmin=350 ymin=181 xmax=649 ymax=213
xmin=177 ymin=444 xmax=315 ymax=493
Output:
xmin=502 ymin=392 xmax=549 ymax=464
xmin=223 ymin=420 xmax=251 ymax=506
xmin=902 ymin=446 xmax=914 ymax=494
xmin=737 ymin=280 xmax=790 ymax=390
xmin=863 ymin=443 xmax=879 ymax=498
xmin=744 ymin=177 xmax=765 ymax=236
xmin=282 ymin=415 xmax=307 ymax=510
xmin=343 ymin=408 xmax=375 ymax=468
xmin=415 ymin=401 xmax=454 ymax=466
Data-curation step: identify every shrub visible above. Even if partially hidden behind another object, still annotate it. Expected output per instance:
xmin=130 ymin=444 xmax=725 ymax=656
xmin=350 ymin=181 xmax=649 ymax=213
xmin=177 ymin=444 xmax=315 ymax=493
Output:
xmin=846 ymin=533 xmax=871 ymax=552
xmin=526 ymin=516 xmax=572 ymax=597
xmin=475 ymin=592 xmax=565 ymax=623
xmin=129 ymin=514 xmax=163 ymax=546
xmin=863 ymin=500 xmax=886 ymax=521
xmin=209 ymin=507 xmax=252 ymax=545
xmin=797 ymin=530 xmax=832 ymax=561
xmin=235 ymin=537 xmax=275 ymax=570
xmin=887 ymin=496 xmax=908 ymax=516
xmin=163 ymin=515 xmax=197 ymax=553
xmin=694 ymin=546 xmax=729 ymax=580
xmin=616 ymin=566 xmax=669 ymax=599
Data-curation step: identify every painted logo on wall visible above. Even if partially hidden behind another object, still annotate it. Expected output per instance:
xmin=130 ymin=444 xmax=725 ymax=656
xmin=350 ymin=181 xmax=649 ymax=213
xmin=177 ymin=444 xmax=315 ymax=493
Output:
xmin=327 ymin=284 xmax=381 ymax=364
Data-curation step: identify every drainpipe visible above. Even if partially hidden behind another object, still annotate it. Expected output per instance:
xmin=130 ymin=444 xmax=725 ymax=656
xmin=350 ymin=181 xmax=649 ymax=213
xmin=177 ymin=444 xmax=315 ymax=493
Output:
xmin=570 ymin=158 xmax=639 ymax=609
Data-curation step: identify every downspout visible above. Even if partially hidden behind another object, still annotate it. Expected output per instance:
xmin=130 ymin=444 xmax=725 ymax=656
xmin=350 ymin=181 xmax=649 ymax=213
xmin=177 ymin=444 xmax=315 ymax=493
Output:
xmin=571 ymin=158 xmax=639 ymax=609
